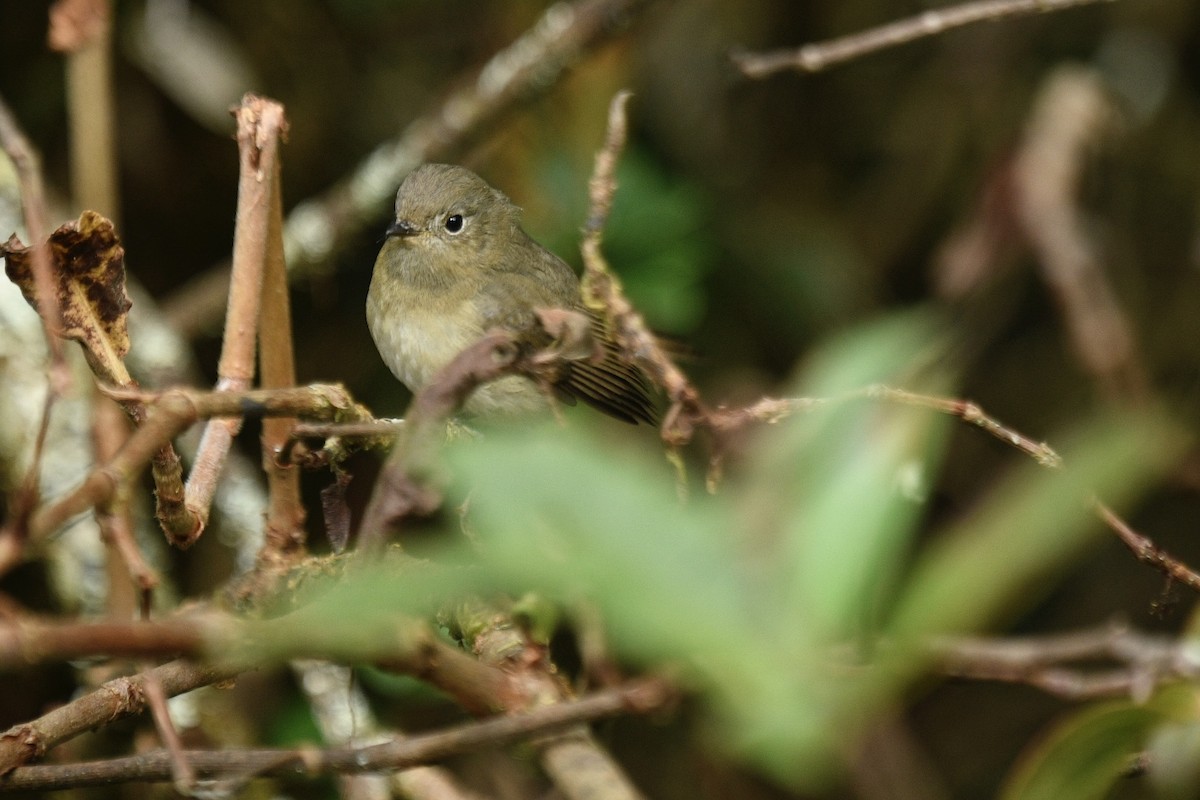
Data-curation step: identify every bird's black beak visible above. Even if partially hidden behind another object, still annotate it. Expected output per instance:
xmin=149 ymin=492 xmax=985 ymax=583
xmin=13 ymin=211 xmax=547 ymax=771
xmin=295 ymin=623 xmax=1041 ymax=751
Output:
xmin=385 ymin=219 xmax=419 ymax=238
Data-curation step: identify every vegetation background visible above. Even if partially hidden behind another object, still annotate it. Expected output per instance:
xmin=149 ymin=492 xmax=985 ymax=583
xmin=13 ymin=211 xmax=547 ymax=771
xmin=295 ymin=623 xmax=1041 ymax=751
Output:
xmin=2 ymin=1 xmax=1200 ymax=798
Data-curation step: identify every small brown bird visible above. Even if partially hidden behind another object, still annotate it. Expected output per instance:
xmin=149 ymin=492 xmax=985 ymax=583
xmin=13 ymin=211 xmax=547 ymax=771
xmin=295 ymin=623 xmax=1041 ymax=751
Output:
xmin=367 ymin=164 xmax=656 ymax=424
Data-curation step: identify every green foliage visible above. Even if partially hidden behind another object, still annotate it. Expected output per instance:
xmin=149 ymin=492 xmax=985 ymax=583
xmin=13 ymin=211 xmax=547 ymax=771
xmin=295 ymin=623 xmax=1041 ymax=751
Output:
xmin=538 ymin=148 xmax=715 ymax=333
xmin=1001 ymin=686 xmax=1200 ymax=800
xmin=282 ymin=312 xmax=1181 ymax=789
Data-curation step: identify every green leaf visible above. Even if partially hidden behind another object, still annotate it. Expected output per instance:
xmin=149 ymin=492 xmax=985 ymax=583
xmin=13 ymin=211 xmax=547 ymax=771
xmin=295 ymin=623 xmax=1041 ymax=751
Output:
xmin=1002 ymin=687 xmax=1198 ymax=800
xmin=446 ymin=423 xmax=765 ymax=677
xmin=889 ymin=411 xmax=1185 ymax=645
xmin=746 ymin=313 xmax=953 ymax=651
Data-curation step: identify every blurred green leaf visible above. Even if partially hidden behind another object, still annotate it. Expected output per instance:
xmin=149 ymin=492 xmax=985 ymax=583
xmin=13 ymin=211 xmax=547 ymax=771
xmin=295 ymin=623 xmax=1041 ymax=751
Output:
xmin=1001 ymin=686 xmax=1198 ymax=800
xmin=446 ymin=422 xmax=765 ymax=676
xmin=889 ymin=411 xmax=1185 ymax=644
xmin=746 ymin=312 xmax=952 ymax=650
xmin=1147 ymin=698 xmax=1200 ymax=799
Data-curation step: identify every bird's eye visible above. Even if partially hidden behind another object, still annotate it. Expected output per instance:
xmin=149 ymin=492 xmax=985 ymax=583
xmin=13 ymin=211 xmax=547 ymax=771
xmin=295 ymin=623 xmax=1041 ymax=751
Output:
xmin=444 ymin=214 xmax=464 ymax=234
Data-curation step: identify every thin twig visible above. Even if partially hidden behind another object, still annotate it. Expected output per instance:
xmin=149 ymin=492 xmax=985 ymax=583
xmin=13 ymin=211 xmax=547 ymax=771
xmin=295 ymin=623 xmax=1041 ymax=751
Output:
xmin=1095 ymin=501 xmax=1200 ymax=593
xmin=732 ymin=0 xmax=1119 ymax=78
xmin=139 ymin=668 xmax=196 ymax=791
xmin=0 ymin=93 xmax=66 ymax=379
xmin=91 ymin=394 xmax=159 ymax=602
xmin=293 ymin=660 xmax=482 ymax=800
xmin=861 ymin=386 xmax=1200 ymax=589
xmin=934 ymin=622 xmax=1200 ymax=700
xmin=459 ymin=598 xmax=650 ymax=800
xmin=357 ymin=331 xmax=521 ymax=551
xmin=0 ymin=678 xmax=672 ymax=792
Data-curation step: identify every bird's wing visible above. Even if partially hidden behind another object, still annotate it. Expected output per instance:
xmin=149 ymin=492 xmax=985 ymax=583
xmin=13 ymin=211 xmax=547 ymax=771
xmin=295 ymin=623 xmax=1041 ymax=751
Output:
xmin=556 ymin=307 xmax=658 ymax=425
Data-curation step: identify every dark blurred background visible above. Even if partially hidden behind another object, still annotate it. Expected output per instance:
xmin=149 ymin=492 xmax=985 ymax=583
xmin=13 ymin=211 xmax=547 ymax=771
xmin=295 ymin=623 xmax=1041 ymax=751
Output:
xmin=3 ymin=0 xmax=1200 ymax=797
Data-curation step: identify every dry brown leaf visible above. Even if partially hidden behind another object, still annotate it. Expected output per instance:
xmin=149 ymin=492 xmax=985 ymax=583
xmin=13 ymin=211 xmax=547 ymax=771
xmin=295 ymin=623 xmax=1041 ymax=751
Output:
xmin=3 ymin=210 xmax=133 ymax=383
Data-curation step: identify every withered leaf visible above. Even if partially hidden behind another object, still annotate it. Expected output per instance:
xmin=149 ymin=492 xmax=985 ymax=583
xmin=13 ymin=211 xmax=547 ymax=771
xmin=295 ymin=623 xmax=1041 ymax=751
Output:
xmin=2 ymin=210 xmax=132 ymax=382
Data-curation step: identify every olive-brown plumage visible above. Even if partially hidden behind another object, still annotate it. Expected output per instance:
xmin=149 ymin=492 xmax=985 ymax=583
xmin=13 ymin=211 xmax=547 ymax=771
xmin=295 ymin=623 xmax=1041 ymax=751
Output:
xmin=367 ymin=164 xmax=655 ymax=424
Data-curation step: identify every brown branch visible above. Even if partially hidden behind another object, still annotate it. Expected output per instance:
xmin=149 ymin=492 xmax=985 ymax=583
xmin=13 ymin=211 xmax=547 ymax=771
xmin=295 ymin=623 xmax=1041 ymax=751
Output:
xmin=30 ymin=384 xmax=361 ymax=546
xmin=458 ymin=599 xmax=650 ymax=800
xmin=934 ymin=622 xmax=1197 ymax=700
xmin=162 ymin=0 xmax=662 ymax=337
xmin=858 ymin=386 xmax=1200 ymax=590
xmin=0 ymin=93 xmax=66 ymax=380
xmin=91 ymin=394 xmax=158 ymax=606
xmin=1095 ymin=501 xmax=1200 ymax=594
xmin=51 ymin=0 xmax=119 ymax=223
xmin=139 ymin=667 xmax=196 ymax=791
xmin=0 ymin=678 xmax=672 ymax=792
xmin=580 ymin=91 xmax=706 ymax=451
xmin=182 ymin=95 xmax=290 ymax=546
xmin=732 ymin=0 xmax=1118 ymax=78
xmin=293 ymin=660 xmax=482 ymax=800
xmin=0 ymin=658 xmax=236 ymax=775
xmin=1013 ymin=66 xmax=1147 ymax=404
xmin=0 ymin=616 xmax=214 ymax=667
xmin=357 ymin=331 xmax=522 ymax=551
xmin=257 ymin=100 xmax=306 ymax=568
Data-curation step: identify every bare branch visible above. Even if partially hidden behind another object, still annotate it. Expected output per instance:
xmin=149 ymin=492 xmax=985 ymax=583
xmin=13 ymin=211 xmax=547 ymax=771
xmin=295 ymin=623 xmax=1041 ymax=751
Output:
xmin=1013 ymin=66 xmax=1147 ymax=404
xmin=183 ymin=95 xmax=290 ymax=546
xmin=935 ymin=622 xmax=1200 ymax=700
xmin=580 ymin=91 xmax=706 ymax=450
xmin=30 ymin=383 xmax=362 ymax=546
xmin=51 ymin=0 xmax=120 ymax=223
xmin=0 ymin=679 xmax=672 ymax=792
xmin=0 ymin=93 xmax=68 ymax=571
xmin=357 ymin=331 xmax=521 ymax=550
xmin=0 ymin=658 xmax=236 ymax=775
xmin=257 ymin=97 xmax=306 ymax=568
xmin=732 ymin=0 xmax=1118 ymax=78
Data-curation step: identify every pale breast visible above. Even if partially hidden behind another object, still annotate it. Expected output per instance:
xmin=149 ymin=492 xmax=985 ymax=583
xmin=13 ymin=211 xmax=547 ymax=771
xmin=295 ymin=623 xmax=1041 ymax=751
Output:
xmin=366 ymin=282 xmax=481 ymax=389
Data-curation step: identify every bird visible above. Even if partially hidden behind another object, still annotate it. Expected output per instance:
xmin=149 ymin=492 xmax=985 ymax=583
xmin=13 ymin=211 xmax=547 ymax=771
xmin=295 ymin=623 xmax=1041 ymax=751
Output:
xmin=366 ymin=163 xmax=656 ymax=425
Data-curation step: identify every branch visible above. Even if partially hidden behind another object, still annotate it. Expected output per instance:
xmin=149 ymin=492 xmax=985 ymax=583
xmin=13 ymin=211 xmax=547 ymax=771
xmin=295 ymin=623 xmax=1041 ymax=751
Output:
xmin=182 ymin=94 xmax=290 ymax=547
xmin=460 ymin=597 xmax=650 ymax=800
xmin=0 ymin=658 xmax=236 ymax=775
xmin=0 ymin=678 xmax=671 ymax=792
xmin=934 ymin=622 xmax=1198 ymax=700
xmin=50 ymin=0 xmax=119 ymax=222
xmin=256 ymin=95 xmax=306 ymax=569
xmin=732 ymin=0 xmax=1118 ymax=78
xmin=29 ymin=384 xmax=362 ymax=545
xmin=0 ymin=93 xmax=66 ymax=379
xmin=0 ymin=93 xmax=68 ymax=572
xmin=357 ymin=331 xmax=522 ymax=550
xmin=293 ymin=659 xmax=482 ymax=800
xmin=1013 ymin=66 xmax=1147 ymax=404
xmin=579 ymin=91 xmax=706 ymax=451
